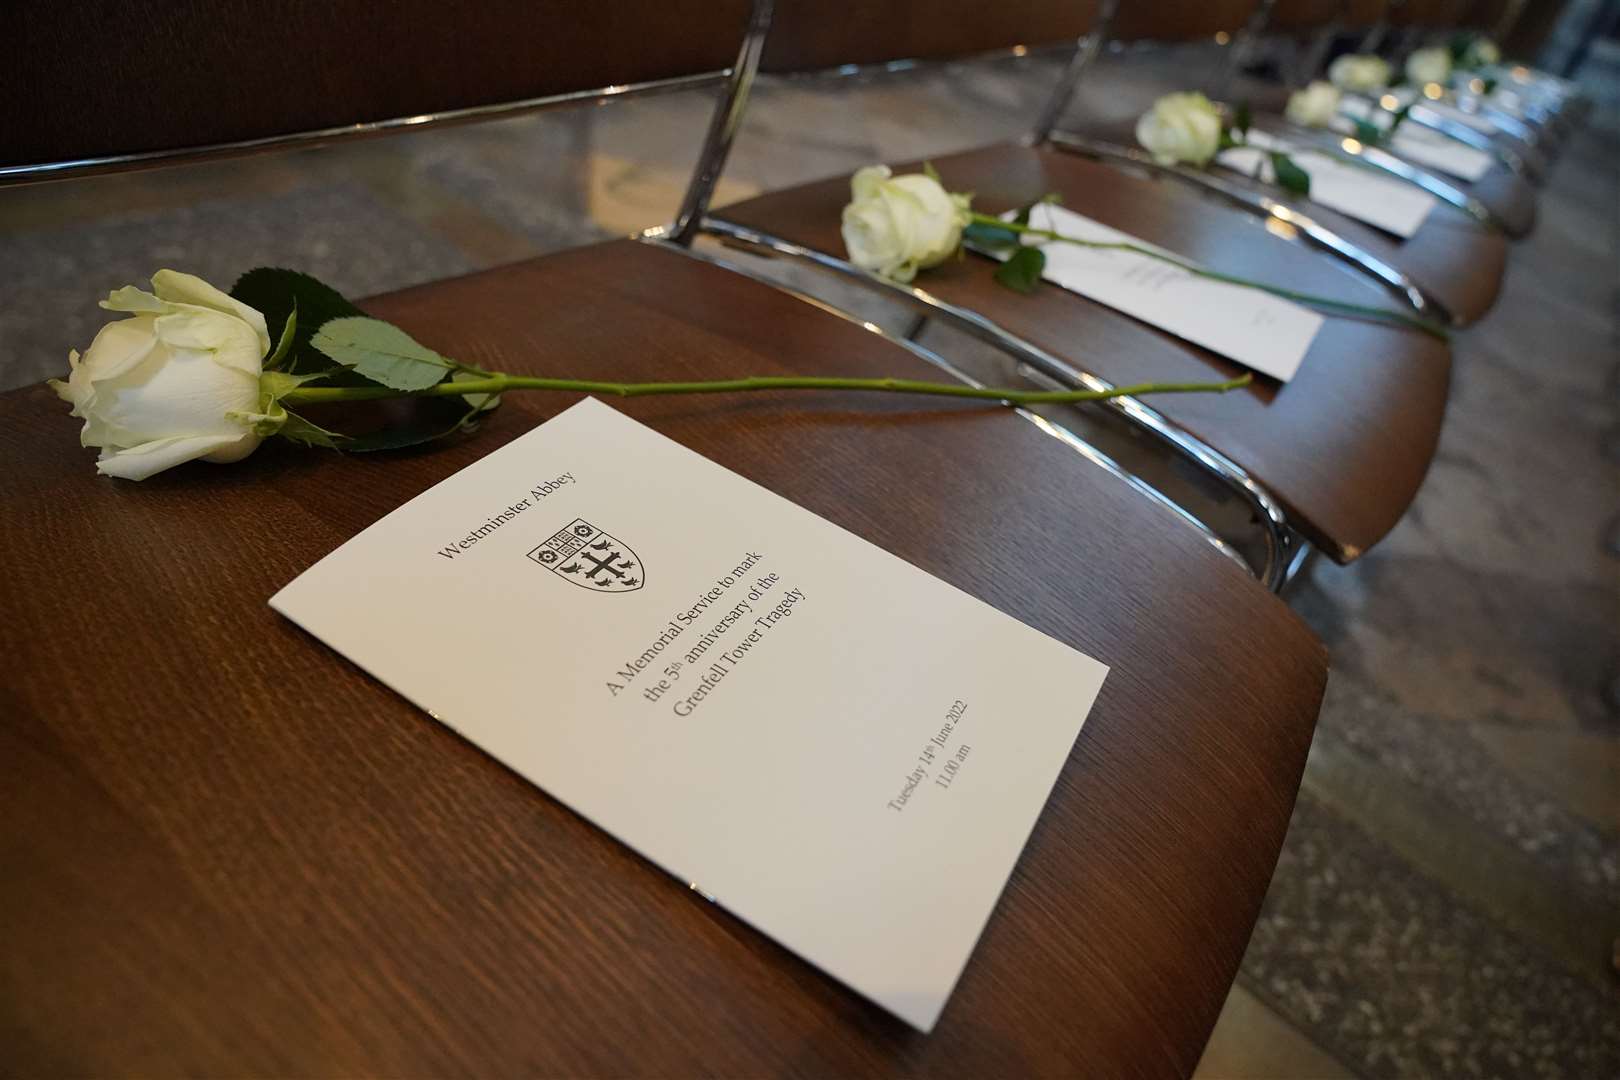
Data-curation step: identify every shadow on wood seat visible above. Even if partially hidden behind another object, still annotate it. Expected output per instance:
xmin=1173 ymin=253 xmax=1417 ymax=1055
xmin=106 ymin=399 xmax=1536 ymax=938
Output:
xmin=0 ymin=239 xmax=1328 ymax=1075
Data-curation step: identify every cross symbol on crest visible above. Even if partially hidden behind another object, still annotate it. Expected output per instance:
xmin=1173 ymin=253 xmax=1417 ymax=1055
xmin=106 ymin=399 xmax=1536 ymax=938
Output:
xmin=582 ymin=549 xmax=627 ymax=583
xmin=527 ymin=519 xmax=644 ymax=593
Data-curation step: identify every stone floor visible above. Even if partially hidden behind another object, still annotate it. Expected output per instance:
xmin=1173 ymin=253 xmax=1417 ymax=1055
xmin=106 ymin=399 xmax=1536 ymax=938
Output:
xmin=2 ymin=44 xmax=1615 ymax=1079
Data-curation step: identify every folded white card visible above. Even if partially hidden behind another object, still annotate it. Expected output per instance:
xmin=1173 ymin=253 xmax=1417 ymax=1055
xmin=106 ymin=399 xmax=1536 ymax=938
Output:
xmin=1418 ymin=98 xmax=1507 ymax=136
xmin=1218 ymin=130 xmax=1437 ymax=238
xmin=271 ymin=397 xmax=1109 ymax=1032
xmin=993 ymin=203 xmax=1322 ymax=382
xmin=1336 ymin=97 xmax=1494 ymax=181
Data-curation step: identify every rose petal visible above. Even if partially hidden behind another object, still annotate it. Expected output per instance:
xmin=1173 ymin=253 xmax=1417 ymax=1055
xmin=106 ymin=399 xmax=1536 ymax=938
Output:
xmin=152 ymin=270 xmax=272 ymax=356
xmin=94 ymin=433 xmax=250 ymax=481
xmin=850 ymin=165 xmax=893 ymax=203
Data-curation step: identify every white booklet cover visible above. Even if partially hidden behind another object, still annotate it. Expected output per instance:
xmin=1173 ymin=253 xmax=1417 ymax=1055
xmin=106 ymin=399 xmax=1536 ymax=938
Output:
xmin=1336 ymin=98 xmax=1494 ymax=182
xmin=271 ymin=397 xmax=1109 ymax=1032
xmin=1218 ymin=129 xmax=1437 ymax=239
xmin=995 ymin=203 xmax=1322 ymax=382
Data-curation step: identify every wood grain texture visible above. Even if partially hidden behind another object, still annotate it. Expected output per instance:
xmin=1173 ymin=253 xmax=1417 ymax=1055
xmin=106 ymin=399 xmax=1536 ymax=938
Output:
xmin=1109 ymin=1 xmax=1263 ymax=43
xmin=1 ymin=0 xmax=751 ymax=167
xmin=760 ymin=0 xmax=1102 ymax=73
xmin=1266 ymin=0 xmax=1354 ymax=31
xmin=1 ymin=240 xmax=1326 ymax=1076
xmin=719 ymin=144 xmax=1453 ymax=563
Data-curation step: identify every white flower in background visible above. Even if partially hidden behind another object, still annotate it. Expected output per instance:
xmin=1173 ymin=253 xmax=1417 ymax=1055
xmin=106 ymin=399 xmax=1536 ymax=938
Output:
xmin=1405 ymin=46 xmax=1452 ymax=86
xmin=841 ymin=165 xmax=971 ymax=283
xmin=1134 ymin=91 xmax=1223 ymax=167
xmin=52 ymin=270 xmax=272 ymax=480
xmin=1464 ymin=37 xmax=1501 ymax=69
xmin=1285 ymin=80 xmax=1343 ymax=127
xmin=1328 ymin=53 xmax=1392 ymax=92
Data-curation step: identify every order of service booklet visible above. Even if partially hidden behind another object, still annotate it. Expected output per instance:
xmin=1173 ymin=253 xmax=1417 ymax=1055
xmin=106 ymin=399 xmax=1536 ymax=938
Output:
xmin=271 ymin=397 xmax=1109 ymax=1032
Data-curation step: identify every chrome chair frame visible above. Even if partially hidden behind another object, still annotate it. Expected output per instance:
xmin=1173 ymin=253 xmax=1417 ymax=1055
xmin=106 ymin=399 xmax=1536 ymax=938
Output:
xmin=662 ymin=235 xmax=1261 ymax=577
xmin=7 ymin=0 xmax=1288 ymax=586
xmin=673 ymin=216 xmax=1296 ymax=587
xmin=1337 ymin=88 xmax=1544 ymax=179
xmin=1038 ymin=3 xmax=1522 ymax=238
xmin=1041 ymin=130 xmax=1445 ymax=319
xmin=1033 ymin=5 xmax=1485 ymax=305
xmin=661 ymin=4 xmax=1305 ymax=590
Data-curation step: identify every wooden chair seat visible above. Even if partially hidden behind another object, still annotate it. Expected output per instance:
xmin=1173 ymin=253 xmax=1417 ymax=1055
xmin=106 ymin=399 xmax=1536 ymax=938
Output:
xmin=719 ymin=143 xmax=1452 ymax=563
xmin=1068 ymin=108 xmax=1508 ymax=324
xmin=1 ymin=239 xmax=1326 ymax=1076
xmin=1233 ymin=85 xmax=1539 ymax=238
xmin=1218 ymin=121 xmax=1508 ymax=325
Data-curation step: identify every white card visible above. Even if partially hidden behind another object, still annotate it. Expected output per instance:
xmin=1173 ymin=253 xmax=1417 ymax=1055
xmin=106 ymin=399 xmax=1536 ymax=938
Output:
xmin=1218 ymin=130 xmax=1437 ymax=238
xmin=993 ymin=203 xmax=1322 ymax=382
xmin=1336 ymin=98 xmax=1493 ymax=181
xmin=271 ymin=397 xmax=1109 ymax=1033
xmin=1419 ymin=98 xmax=1507 ymax=135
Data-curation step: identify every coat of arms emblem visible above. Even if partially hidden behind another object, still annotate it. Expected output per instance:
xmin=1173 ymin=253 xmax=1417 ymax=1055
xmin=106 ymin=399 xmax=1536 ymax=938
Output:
xmin=527 ymin=518 xmax=644 ymax=592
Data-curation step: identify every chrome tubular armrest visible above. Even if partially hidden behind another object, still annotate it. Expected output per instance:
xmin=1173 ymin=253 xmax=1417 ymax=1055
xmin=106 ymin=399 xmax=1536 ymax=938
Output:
xmin=684 ymin=218 xmax=1296 ymax=590
xmin=1044 ymin=131 xmax=1448 ymax=323
xmin=1443 ymin=96 xmax=1541 ymax=145
xmin=643 ymin=233 xmax=1256 ymax=577
xmin=1274 ymin=122 xmax=1499 ymax=230
xmin=1403 ymin=104 xmax=1536 ymax=177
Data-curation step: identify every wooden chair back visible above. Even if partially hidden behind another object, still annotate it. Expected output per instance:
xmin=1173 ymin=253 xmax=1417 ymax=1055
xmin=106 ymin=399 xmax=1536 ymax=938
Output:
xmin=1386 ymin=0 xmax=1473 ymax=28
xmin=758 ymin=0 xmax=1103 ymax=74
xmin=0 ymin=0 xmax=753 ymax=176
xmin=1107 ymin=1 xmax=1263 ymax=42
xmin=1267 ymin=0 xmax=1390 ymax=31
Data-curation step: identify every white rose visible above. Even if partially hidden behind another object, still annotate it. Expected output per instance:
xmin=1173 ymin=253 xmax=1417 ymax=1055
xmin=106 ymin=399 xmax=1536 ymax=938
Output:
xmin=841 ymin=165 xmax=971 ymax=283
xmin=1328 ymin=54 xmax=1392 ymax=92
xmin=1465 ymin=37 xmax=1501 ymax=68
xmin=1134 ymin=91 xmax=1223 ymax=167
xmin=1285 ymin=80 xmax=1343 ymax=127
xmin=51 ymin=270 xmax=272 ymax=480
xmin=1405 ymin=46 xmax=1452 ymax=86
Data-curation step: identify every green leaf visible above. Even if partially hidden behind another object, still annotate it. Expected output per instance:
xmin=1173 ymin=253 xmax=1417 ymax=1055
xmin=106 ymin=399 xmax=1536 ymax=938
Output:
xmin=258 ymin=369 xmax=323 ymax=404
xmin=1233 ymin=100 xmax=1252 ymax=137
xmin=993 ymin=246 xmax=1046 ymax=294
xmin=1387 ymin=102 xmax=1413 ymax=136
xmin=1013 ymin=203 xmax=1034 ymax=228
xmin=962 ymin=219 xmax=1021 ymax=252
xmin=230 ymin=268 xmax=364 ymax=376
xmin=1270 ymin=152 xmax=1311 ymax=197
xmin=1352 ymin=117 xmax=1384 ymax=144
xmin=1448 ymin=33 xmax=1471 ymax=62
xmin=278 ymin=410 xmax=346 ymax=449
xmin=342 ymin=396 xmax=492 ymax=452
xmin=263 ymin=302 xmax=297 ymax=370
xmin=922 ymin=161 xmax=943 ymax=185
xmin=1480 ymin=76 xmax=1497 ymax=95
xmin=310 ymin=316 xmax=453 ymax=392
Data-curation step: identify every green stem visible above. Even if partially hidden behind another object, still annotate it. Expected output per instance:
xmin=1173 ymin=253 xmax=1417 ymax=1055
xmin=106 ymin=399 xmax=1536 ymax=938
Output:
xmin=972 ymin=212 xmax=1449 ymax=341
xmin=282 ymin=372 xmax=1252 ymax=408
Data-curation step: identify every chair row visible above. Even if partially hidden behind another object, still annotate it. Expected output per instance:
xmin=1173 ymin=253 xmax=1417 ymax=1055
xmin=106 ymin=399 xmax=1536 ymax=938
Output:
xmin=707 ymin=0 xmax=1579 ymax=585
xmin=0 ymin=0 xmax=1582 ymax=1070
